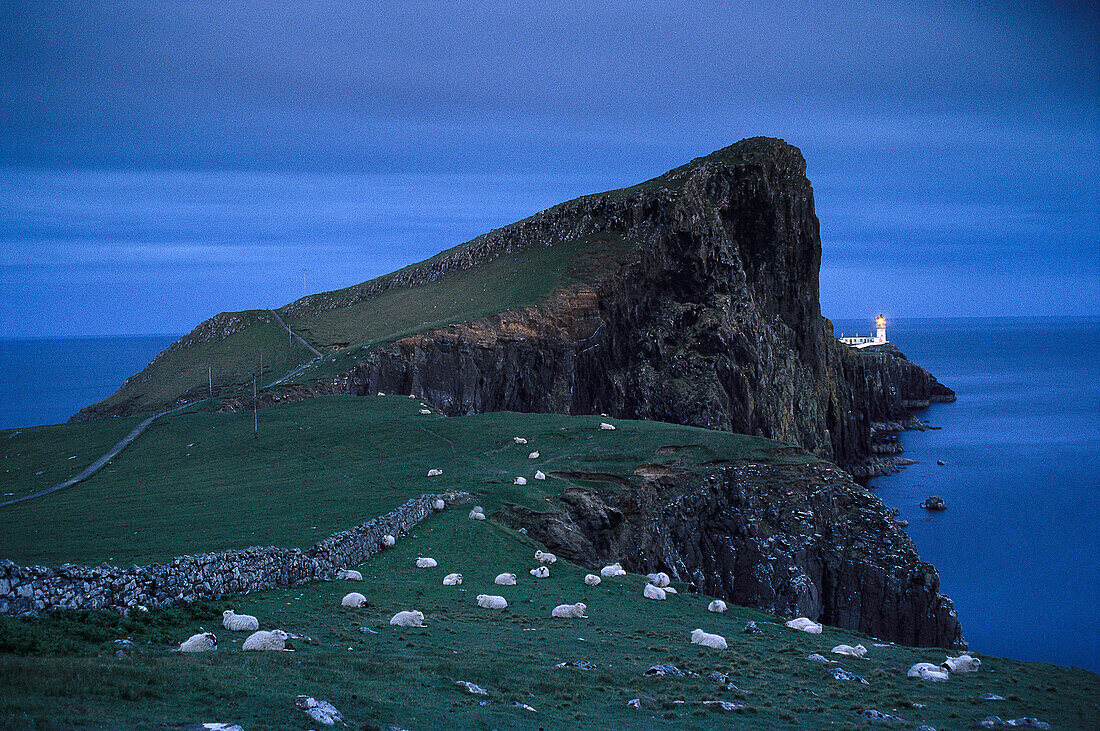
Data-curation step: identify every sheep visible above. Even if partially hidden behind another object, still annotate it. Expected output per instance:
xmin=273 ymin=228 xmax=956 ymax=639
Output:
xmin=376 ymin=391 xmax=385 ymax=397
xmin=551 ymin=602 xmax=588 ymax=619
xmin=390 ymin=610 xmax=426 ymax=627
xmin=415 ymin=557 xmax=438 ymax=568
xmin=427 ymin=469 xmax=443 ymax=477
xmin=177 ymin=632 xmax=217 ymax=652
xmin=600 ymin=562 xmax=626 ymax=578
xmin=584 ymin=574 xmax=601 ymax=586
xmin=469 ymin=509 xmax=486 ymax=521
xmin=222 ymin=609 xmax=259 ymax=632
xmin=419 ymin=408 xmax=432 ymax=415
xmin=908 ymin=662 xmax=950 ymax=681
xmin=336 ymin=568 xmax=363 ymax=581
xmin=433 ymin=498 xmax=445 ymax=511
xmin=528 ymin=451 xmax=540 ymax=459
xmin=831 ymin=644 xmax=867 ymax=658
xmin=381 ymin=534 xmax=396 ymax=548
xmin=534 ymin=470 xmax=546 ymax=480
xmin=477 ymin=594 xmax=508 ymax=610
xmin=785 ymin=617 xmax=823 ymax=634
xmin=643 ymin=584 xmax=667 ymax=600
xmin=599 ymin=422 xmax=616 ymax=430
xmin=690 ymin=629 xmax=728 ymax=650
xmin=408 ymin=394 xmax=416 ymax=398
xmin=534 ymin=550 xmax=557 ymax=564
xmin=646 ymin=572 xmax=670 ymax=588
xmin=708 ymin=600 xmax=727 ymax=613
xmin=242 ymin=629 xmax=290 ymax=651
xmin=442 ymin=573 xmax=463 ymax=586
xmin=513 ymin=437 xmax=528 ymax=444
xmin=495 ymin=573 xmax=517 ymax=585
xmin=341 ymin=592 xmax=367 ymax=607
xmin=514 ymin=476 xmax=527 ymax=485
xmin=663 ymin=586 xmax=678 ymax=594
xmin=943 ymin=654 xmax=981 ymax=673
xmin=530 ymin=566 xmax=550 ymax=578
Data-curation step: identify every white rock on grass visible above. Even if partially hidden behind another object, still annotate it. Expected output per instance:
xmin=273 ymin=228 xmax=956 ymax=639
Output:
xmin=708 ymin=600 xmax=727 ymax=613
xmin=415 ymin=557 xmax=438 ymax=568
xmin=690 ymin=629 xmax=727 ymax=650
xmin=294 ymin=695 xmax=345 ymax=727
xmin=785 ymin=617 xmax=823 ymax=634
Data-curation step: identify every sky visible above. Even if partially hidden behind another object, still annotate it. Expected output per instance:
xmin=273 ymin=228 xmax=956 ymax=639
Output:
xmin=1 ymin=1 xmax=1097 ymax=337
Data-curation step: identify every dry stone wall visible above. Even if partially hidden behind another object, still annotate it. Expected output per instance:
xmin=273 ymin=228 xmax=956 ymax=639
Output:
xmin=0 ymin=491 xmax=466 ymax=615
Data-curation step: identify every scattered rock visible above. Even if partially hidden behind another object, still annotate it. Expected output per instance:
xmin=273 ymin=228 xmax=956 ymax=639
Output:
xmin=827 ymin=667 xmax=868 ymax=684
xmin=920 ymin=495 xmax=946 ymax=511
xmin=979 ymin=693 xmax=1006 ymax=701
xmin=626 ymin=698 xmax=641 ymax=708
xmin=977 ymin=718 xmax=1051 ymax=729
xmin=701 ymin=700 xmax=749 ymax=711
xmin=294 ymin=695 xmax=346 ymax=727
xmin=858 ymin=709 xmax=906 ymax=722
xmin=509 ymin=702 xmax=537 ymax=712
xmin=357 ymin=627 xmax=378 ymax=634
xmin=741 ymin=621 xmax=763 ymax=635
xmin=895 ymin=519 xmax=909 ymax=527
xmin=806 ymin=653 xmax=835 ymax=664
xmin=554 ymin=660 xmax=596 ymax=670
xmin=915 ymin=726 xmax=937 ymax=731
xmin=643 ymin=664 xmax=698 ymax=678
xmin=455 ymin=681 xmax=488 ymax=696
xmin=176 ymin=725 xmax=245 ymax=731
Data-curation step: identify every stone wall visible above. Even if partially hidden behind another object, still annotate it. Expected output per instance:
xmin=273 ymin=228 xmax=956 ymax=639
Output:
xmin=0 ymin=491 xmax=467 ymax=615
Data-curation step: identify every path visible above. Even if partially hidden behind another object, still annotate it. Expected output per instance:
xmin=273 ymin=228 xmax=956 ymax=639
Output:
xmin=268 ymin=309 xmax=323 ymax=357
xmin=0 ymin=400 xmax=205 ymax=509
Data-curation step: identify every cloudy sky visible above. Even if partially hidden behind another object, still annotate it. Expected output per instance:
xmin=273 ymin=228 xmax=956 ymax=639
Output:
xmin=1 ymin=1 xmax=1097 ymax=337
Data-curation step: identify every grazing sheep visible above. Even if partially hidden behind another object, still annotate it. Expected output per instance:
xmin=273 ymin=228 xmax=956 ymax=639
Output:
xmin=469 ymin=509 xmax=486 ymax=520
xmin=177 ymin=632 xmax=217 ymax=652
xmin=908 ymin=662 xmax=950 ymax=681
xmin=599 ymin=422 xmax=616 ymax=430
xmin=427 ymin=469 xmax=443 ymax=477
xmin=336 ymin=568 xmax=363 ymax=581
xmin=551 ymin=602 xmax=588 ymax=618
xmin=381 ymin=534 xmax=396 ymax=548
xmin=534 ymin=470 xmax=546 ymax=480
xmin=222 ymin=609 xmax=259 ymax=632
xmin=584 ymin=574 xmax=601 ymax=586
xmin=646 ymin=572 xmax=670 ymax=588
xmin=514 ymin=476 xmax=527 ymax=485
xmin=433 ymin=498 xmax=446 ymax=511
xmin=643 ymin=584 xmax=667 ymax=600
xmin=708 ymin=600 xmax=727 ymax=613
xmin=528 ymin=451 xmax=540 ymax=459
xmin=477 ymin=594 xmax=508 ymax=610
xmin=785 ymin=617 xmax=823 ymax=634
xmin=600 ymin=562 xmax=626 ymax=578
xmin=530 ymin=566 xmax=550 ymax=578
xmin=242 ymin=629 xmax=290 ymax=651
xmin=513 ymin=437 xmax=528 ymax=444
xmin=341 ymin=592 xmax=367 ymax=607
xmin=390 ymin=610 xmax=426 ymax=627
xmin=831 ymin=644 xmax=867 ymax=658
xmin=690 ymin=629 xmax=728 ymax=650
xmin=943 ymin=654 xmax=981 ymax=673
xmin=415 ymin=557 xmax=438 ymax=568
xmin=442 ymin=573 xmax=463 ymax=586
xmin=534 ymin=550 xmax=557 ymax=564
xmin=494 ymin=573 xmax=517 ymax=585
xmin=419 ymin=408 xmax=431 ymax=415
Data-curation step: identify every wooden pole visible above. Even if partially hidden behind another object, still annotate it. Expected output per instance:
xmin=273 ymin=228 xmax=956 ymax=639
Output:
xmin=253 ymin=375 xmax=258 ymax=438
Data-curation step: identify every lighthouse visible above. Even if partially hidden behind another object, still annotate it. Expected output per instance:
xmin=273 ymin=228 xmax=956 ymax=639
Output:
xmin=875 ymin=314 xmax=886 ymax=344
xmin=838 ymin=314 xmax=889 ymax=349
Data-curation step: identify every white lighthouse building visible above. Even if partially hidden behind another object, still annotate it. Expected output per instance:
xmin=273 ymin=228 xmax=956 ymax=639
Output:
xmin=839 ymin=314 xmax=888 ymax=349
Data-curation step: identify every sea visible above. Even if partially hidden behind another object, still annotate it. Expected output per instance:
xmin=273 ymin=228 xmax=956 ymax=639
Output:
xmin=1 ymin=317 xmax=1098 ymax=672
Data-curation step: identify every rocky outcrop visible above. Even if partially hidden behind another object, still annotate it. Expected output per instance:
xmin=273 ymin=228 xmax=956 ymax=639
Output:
xmin=499 ymin=461 xmax=965 ymax=650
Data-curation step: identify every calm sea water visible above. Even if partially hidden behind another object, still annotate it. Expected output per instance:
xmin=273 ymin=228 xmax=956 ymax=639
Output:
xmin=2 ymin=320 xmax=1098 ymax=671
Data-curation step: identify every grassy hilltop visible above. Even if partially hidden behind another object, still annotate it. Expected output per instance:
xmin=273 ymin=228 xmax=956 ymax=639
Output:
xmin=1 ymin=397 xmax=1097 ymax=729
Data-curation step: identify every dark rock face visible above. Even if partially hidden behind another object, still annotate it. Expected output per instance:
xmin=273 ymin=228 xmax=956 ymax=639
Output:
xmin=500 ymin=461 xmax=966 ymax=650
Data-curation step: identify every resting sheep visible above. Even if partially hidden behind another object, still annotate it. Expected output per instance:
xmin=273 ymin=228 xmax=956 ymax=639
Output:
xmin=494 ymin=572 xmax=517 ymax=585
xmin=242 ymin=629 xmax=289 ymax=651
xmin=390 ymin=610 xmax=426 ymax=627
xmin=513 ymin=437 xmax=528 ymax=444
xmin=534 ymin=470 xmax=546 ymax=480
xmin=469 ymin=508 xmax=486 ymax=520
xmin=381 ymin=534 xmax=396 ymax=548
xmin=477 ymin=594 xmax=508 ymax=610
xmin=663 ymin=586 xmax=678 ymax=594
xmin=551 ymin=602 xmax=588 ymax=619
xmin=534 ymin=550 xmax=557 ymax=564
xmin=599 ymin=422 xmax=616 ymax=430
xmin=419 ymin=408 xmax=431 ymax=415
xmin=177 ymin=632 xmax=217 ymax=652
xmin=943 ymin=654 xmax=981 ymax=673
xmin=530 ymin=566 xmax=550 ymax=578
xmin=415 ymin=557 xmax=438 ymax=568
xmin=690 ymin=629 xmax=728 ymax=650
xmin=643 ymin=584 xmax=667 ymax=600
xmin=584 ymin=574 xmax=601 ymax=586
xmin=442 ymin=573 xmax=463 ymax=586
xmin=528 ymin=451 xmax=540 ymax=459
xmin=341 ymin=592 xmax=367 ymax=607
xmin=646 ymin=572 xmax=670 ymax=588
xmin=336 ymin=568 xmax=362 ymax=581
xmin=785 ymin=617 xmax=823 ymax=634
xmin=600 ymin=563 xmax=626 ymax=578
xmin=708 ymin=600 xmax=727 ymax=613
xmin=427 ymin=469 xmax=443 ymax=477
xmin=831 ymin=644 xmax=867 ymax=658
xmin=908 ymin=662 xmax=950 ymax=681
xmin=222 ymin=609 xmax=259 ymax=632
xmin=514 ymin=476 xmax=527 ymax=485
xmin=433 ymin=498 xmax=446 ymax=511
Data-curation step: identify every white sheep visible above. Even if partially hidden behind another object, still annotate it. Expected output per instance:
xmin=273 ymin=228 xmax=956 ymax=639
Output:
xmin=528 ymin=451 xmax=540 ymax=459
xmin=427 ymin=469 xmax=443 ymax=477
xmin=390 ymin=610 xmax=426 ymax=627
xmin=433 ymin=498 xmax=446 ymax=511
xmin=177 ymin=632 xmax=217 ymax=652
xmin=534 ymin=470 xmax=546 ymax=480
xmin=442 ymin=573 xmax=463 ymax=586
xmin=708 ymin=600 xmax=727 ymax=613
xmin=584 ymin=574 xmax=601 ymax=586
xmin=242 ymin=629 xmax=290 ymax=651
xmin=831 ymin=644 xmax=867 ymax=658
xmin=599 ymin=422 xmax=616 ymax=430
xmin=513 ymin=437 xmax=528 ymax=444
xmin=643 ymin=584 xmax=667 ymax=600
xmin=551 ymin=602 xmax=588 ymax=619
xmin=341 ymin=592 xmax=367 ymax=607
xmin=514 ymin=476 xmax=527 ymax=485
xmin=376 ymin=391 xmax=385 ymax=397
xmin=419 ymin=408 xmax=432 ymax=415
xmin=381 ymin=534 xmax=396 ymax=548
xmin=336 ymin=568 xmax=363 ymax=581
xmin=494 ymin=572 xmax=517 ymax=585
xmin=690 ymin=629 xmax=728 ymax=650
xmin=785 ymin=617 xmax=823 ymax=634
xmin=942 ymin=654 xmax=981 ymax=673
xmin=600 ymin=562 xmax=626 ymax=578
xmin=663 ymin=586 xmax=678 ymax=594
xmin=534 ymin=550 xmax=558 ymax=564
xmin=409 ymin=394 xmax=416 ymax=398
xmin=530 ymin=566 xmax=550 ymax=578
xmin=469 ymin=509 xmax=486 ymax=520
xmin=415 ymin=557 xmax=438 ymax=568
xmin=646 ymin=572 xmax=670 ymax=588
xmin=221 ymin=610 xmax=259 ymax=632
xmin=908 ymin=662 xmax=950 ymax=681
xmin=477 ymin=594 xmax=508 ymax=610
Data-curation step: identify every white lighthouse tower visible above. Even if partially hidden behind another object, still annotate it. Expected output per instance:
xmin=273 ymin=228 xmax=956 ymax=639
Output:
xmin=875 ymin=313 xmax=887 ymax=344
xmin=839 ymin=314 xmax=889 ymax=349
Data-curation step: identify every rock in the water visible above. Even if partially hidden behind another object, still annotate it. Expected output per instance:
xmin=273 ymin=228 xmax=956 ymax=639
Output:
xmin=827 ymin=667 xmax=868 ymax=684
xmin=937 ymin=460 xmax=946 ymax=466
xmin=455 ymin=681 xmax=488 ymax=696
xmin=920 ymin=495 xmax=947 ymax=511
xmin=978 ymin=718 xmax=1051 ymax=729
xmin=742 ymin=621 xmax=763 ymax=635
xmin=294 ymin=695 xmax=345 ymax=727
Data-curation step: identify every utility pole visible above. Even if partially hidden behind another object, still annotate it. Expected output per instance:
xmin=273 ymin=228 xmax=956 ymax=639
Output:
xmin=253 ymin=375 xmax=258 ymax=438
xmin=302 ymin=268 xmax=307 ymax=298
xmin=208 ymin=365 xmax=213 ymax=399
xmin=260 ymin=350 xmax=263 ymax=379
